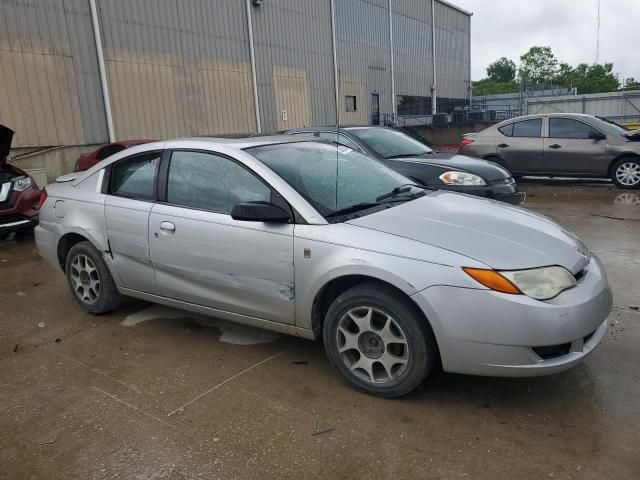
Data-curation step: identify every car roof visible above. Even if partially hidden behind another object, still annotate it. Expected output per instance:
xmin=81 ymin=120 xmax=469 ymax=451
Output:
xmin=501 ymin=113 xmax=596 ymax=123
xmin=182 ymin=135 xmax=321 ymax=150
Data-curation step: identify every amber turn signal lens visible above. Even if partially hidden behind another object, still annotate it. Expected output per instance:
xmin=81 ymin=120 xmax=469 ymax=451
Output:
xmin=462 ymin=267 xmax=521 ymax=295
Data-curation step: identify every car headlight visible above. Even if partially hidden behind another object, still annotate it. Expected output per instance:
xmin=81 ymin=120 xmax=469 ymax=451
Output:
xmin=439 ymin=171 xmax=486 ymax=186
xmin=463 ymin=266 xmax=576 ymax=300
xmin=13 ymin=176 xmax=33 ymax=192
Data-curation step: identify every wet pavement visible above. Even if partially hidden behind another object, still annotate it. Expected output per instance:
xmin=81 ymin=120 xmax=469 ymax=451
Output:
xmin=1 ymin=183 xmax=639 ymax=479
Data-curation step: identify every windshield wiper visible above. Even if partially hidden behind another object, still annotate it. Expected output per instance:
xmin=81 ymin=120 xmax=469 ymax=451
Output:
xmin=375 ymin=184 xmax=430 ymax=202
xmin=325 ymin=202 xmax=381 ymax=219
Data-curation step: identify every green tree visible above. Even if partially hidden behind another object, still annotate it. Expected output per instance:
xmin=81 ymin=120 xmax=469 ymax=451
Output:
xmin=555 ymin=63 xmax=620 ymax=94
xmin=472 ymin=78 xmax=519 ymax=96
xmin=486 ymin=57 xmax=517 ymax=83
xmin=622 ymin=78 xmax=640 ymax=91
xmin=519 ymin=46 xmax=558 ymax=83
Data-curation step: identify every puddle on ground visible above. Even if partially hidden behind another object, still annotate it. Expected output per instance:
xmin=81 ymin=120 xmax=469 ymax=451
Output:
xmin=122 ymin=304 xmax=279 ymax=346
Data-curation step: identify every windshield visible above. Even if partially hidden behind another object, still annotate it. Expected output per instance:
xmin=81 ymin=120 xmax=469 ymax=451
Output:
xmin=247 ymin=141 xmax=418 ymax=219
xmin=593 ymin=116 xmax=630 ymax=136
xmin=349 ymin=128 xmax=433 ymax=159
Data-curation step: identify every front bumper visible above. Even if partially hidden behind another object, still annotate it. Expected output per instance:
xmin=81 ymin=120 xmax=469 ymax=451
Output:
xmin=0 ymin=213 xmax=38 ymax=234
xmin=412 ymin=255 xmax=612 ymax=377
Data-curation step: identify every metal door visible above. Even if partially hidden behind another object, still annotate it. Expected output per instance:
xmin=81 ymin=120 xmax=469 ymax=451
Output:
xmin=371 ymin=94 xmax=380 ymax=125
xmin=542 ymin=117 xmax=608 ymax=174
xmin=148 ymin=150 xmax=296 ymax=324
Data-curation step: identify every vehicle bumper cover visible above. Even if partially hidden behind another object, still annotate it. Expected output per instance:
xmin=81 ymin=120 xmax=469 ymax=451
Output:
xmin=34 ymin=225 xmax=61 ymax=268
xmin=412 ymin=255 xmax=612 ymax=377
xmin=0 ymin=213 xmax=38 ymax=233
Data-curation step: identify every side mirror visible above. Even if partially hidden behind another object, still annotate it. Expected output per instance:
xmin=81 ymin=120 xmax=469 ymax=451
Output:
xmin=231 ymin=201 xmax=292 ymax=223
xmin=589 ymin=131 xmax=606 ymax=140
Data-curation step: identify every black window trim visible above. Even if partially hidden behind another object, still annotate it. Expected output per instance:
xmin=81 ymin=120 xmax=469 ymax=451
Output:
xmin=547 ymin=117 xmax=605 ymax=140
xmin=104 ymin=149 xmax=163 ymax=202
xmin=317 ymin=130 xmax=366 ymax=153
xmin=505 ymin=118 xmax=543 ymax=138
xmin=157 ymin=148 xmax=303 ymax=224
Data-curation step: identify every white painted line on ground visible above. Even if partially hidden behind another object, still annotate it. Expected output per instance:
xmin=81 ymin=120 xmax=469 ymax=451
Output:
xmin=42 ymin=346 xmax=143 ymax=394
xmin=167 ymin=350 xmax=287 ymax=417
xmin=91 ymin=386 xmax=173 ymax=428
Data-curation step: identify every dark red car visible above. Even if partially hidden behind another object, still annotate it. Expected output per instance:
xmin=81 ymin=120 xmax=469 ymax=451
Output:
xmin=74 ymin=139 xmax=153 ymax=172
xmin=0 ymin=125 xmax=42 ymax=237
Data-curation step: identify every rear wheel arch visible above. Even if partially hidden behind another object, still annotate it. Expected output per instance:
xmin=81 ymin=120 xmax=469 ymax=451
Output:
xmin=57 ymin=233 xmax=92 ymax=272
xmin=311 ymin=275 xmax=440 ymax=353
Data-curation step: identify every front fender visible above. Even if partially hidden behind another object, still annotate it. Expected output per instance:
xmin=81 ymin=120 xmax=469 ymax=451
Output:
xmin=293 ymin=235 xmax=479 ymax=331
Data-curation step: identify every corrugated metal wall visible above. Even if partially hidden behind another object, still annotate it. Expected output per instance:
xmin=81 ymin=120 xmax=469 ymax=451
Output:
xmin=526 ymin=91 xmax=640 ymax=124
xmin=0 ymin=0 xmax=107 ymax=148
xmin=98 ymin=0 xmax=256 ymax=139
xmin=0 ymin=0 xmax=471 ymax=148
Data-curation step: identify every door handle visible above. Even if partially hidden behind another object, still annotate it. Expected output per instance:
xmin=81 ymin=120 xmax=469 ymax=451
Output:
xmin=549 ymin=144 xmax=562 ymax=149
xmin=497 ymin=143 xmax=509 ymax=148
xmin=159 ymin=221 xmax=176 ymax=233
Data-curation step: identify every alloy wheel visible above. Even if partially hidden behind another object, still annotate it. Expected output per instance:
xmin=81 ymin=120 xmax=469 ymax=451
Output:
xmin=69 ymin=254 xmax=101 ymax=304
xmin=615 ymin=162 xmax=640 ymax=187
xmin=336 ymin=306 xmax=409 ymax=384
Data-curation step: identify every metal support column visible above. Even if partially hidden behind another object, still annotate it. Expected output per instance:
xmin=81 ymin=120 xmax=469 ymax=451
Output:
xmin=89 ymin=0 xmax=115 ymax=142
xmin=245 ymin=0 xmax=262 ymax=134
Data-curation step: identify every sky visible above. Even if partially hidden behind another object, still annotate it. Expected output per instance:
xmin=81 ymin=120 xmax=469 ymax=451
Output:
xmin=452 ymin=0 xmax=640 ymax=83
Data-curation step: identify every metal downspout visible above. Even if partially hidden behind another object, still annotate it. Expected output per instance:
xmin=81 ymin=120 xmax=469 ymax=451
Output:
xmin=89 ymin=0 xmax=115 ymax=142
xmin=245 ymin=0 xmax=262 ymax=134
xmin=330 ymin=0 xmax=340 ymax=127
xmin=388 ymin=0 xmax=396 ymax=121
xmin=431 ymin=0 xmax=437 ymax=115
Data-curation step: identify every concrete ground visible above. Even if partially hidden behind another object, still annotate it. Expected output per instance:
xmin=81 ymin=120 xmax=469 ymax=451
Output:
xmin=1 ymin=183 xmax=639 ymax=479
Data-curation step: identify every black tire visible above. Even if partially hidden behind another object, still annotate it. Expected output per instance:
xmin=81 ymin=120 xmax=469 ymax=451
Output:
xmin=323 ymin=283 xmax=437 ymax=398
xmin=65 ymin=241 xmax=123 ymax=314
xmin=610 ymin=156 xmax=640 ymax=189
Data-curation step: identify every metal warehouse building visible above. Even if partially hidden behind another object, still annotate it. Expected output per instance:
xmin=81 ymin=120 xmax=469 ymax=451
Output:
xmin=0 ymin=0 xmax=471 ymax=151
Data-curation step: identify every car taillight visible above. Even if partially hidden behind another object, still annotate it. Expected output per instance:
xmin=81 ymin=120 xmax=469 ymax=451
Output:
xmin=36 ymin=188 xmax=47 ymax=210
xmin=459 ymin=138 xmax=474 ymax=149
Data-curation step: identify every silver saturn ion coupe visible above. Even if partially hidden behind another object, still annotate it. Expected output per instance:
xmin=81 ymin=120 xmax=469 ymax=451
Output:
xmin=35 ymin=136 xmax=612 ymax=397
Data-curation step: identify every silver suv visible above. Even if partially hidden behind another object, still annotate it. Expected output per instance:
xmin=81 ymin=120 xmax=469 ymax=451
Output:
xmin=459 ymin=113 xmax=640 ymax=189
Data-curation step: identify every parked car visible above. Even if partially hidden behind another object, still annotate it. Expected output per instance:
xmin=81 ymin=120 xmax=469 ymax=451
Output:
xmin=35 ymin=136 xmax=611 ymax=397
xmin=0 ymin=125 xmax=42 ymax=238
xmin=459 ymin=113 xmax=640 ymax=189
xmin=287 ymin=126 xmax=524 ymax=205
xmin=74 ymin=139 xmax=153 ymax=172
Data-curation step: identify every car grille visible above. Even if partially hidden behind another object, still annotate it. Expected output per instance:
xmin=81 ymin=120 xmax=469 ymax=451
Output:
xmin=532 ymin=328 xmax=599 ymax=360
xmin=532 ymin=343 xmax=572 ymax=360
xmin=488 ymin=177 xmax=515 ymax=186
xmin=0 ymin=182 xmax=11 ymax=203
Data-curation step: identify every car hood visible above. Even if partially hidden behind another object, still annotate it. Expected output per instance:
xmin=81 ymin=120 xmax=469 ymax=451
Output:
xmin=393 ymin=152 xmax=510 ymax=181
xmin=347 ymin=191 xmax=590 ymax=273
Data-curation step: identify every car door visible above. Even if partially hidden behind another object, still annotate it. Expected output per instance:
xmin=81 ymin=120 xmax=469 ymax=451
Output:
xmin=104 ymin=150 xmax=161 ymax=294
xmin=496 ymin=118 xmax=544 ymax=174
xmin=542 ymin=117 xmax=608 ymax=175
xmin=148 ymin=149 xmax=296 ymax=324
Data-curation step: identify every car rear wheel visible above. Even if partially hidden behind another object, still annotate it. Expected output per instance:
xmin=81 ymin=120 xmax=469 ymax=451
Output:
xmin=65 ymin=241 xmax=123 ymax=314
xmin=611 ymin=157 xmax=640 ymax=189
xmin=323 ymin=283 xmax=437 ymax=398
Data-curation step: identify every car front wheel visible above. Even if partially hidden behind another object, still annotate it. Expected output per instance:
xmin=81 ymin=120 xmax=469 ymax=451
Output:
xmin=611 ymin=157 xmax=640 ymax=189
xmin=65 ymin=241 xmax=122 ymax=314
xmin=323 ymin=283 xmax=437 ymax=398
